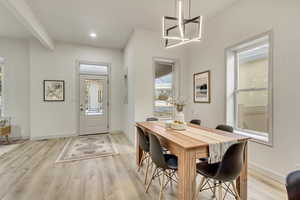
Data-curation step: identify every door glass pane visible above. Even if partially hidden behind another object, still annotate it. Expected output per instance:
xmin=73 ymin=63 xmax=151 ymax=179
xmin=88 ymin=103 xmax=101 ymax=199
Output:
xmin=85 ymin=79 xmax=103 ymax=115
xmin=154 ymin=63 xmax=173 ymax=119
xmin=238 ymin=44 xmax=269 ymax=89
xmin=236 ymin=90 xmax=268 ymax=134
xmin=80 ymin=64 xmax=108 ymax=75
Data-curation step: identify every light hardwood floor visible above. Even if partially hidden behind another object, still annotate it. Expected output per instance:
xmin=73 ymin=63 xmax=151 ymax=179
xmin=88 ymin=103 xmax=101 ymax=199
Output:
xmin=0 ymin=133 xmax=287 ymax=200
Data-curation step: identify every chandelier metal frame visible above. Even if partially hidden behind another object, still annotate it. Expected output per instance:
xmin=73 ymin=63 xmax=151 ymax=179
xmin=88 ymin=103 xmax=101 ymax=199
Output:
xmin=162 ymin=0 xmax=203 ymax=48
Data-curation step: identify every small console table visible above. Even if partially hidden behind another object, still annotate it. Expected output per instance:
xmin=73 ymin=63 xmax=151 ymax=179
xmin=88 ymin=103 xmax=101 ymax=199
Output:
xmin=0 ymin=126 xmax=11 ymax=144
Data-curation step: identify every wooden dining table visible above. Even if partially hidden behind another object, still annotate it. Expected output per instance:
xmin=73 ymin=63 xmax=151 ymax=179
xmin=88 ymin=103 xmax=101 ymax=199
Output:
xmin=136 ymin=121 xmax=250 ymax=200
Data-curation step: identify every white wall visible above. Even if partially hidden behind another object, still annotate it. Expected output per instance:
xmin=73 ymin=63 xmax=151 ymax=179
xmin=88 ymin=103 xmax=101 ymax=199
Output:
xmin=186 ymin=0 xmax=300 ymax=182
xmin=29 ymin=40 xmax=124 ymax=139
xmin=123 ymin=29 xmax=189 ymax=143
xmin=0 ymin=38 xmax=30 ymax=138
xmin=123 ymin=32 xmax=137 ymax=143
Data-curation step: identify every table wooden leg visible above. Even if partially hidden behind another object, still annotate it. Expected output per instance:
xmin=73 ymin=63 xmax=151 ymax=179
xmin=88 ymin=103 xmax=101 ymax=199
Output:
xmin=136 ymin=136 xmax=143 ymax=167
xmin=237 ymin=142 xmax=248 ymax=200
xmin=178 ymin=149 xmax=197 ymax=200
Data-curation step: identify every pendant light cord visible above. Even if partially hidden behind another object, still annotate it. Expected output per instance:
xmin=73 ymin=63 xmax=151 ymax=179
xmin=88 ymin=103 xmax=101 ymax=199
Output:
xmin=174 ymin=0 xmax=192 ymax=19
xmin=189 ymin=0 xmax=191 ymax=19
xmin=174 ymin=0 xmax=177 ymax=18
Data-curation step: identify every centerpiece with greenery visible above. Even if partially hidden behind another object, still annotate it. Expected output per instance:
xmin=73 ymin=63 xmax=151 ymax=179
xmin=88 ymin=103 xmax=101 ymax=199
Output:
xmin=169 ymin=97 xmax=187 ymax=130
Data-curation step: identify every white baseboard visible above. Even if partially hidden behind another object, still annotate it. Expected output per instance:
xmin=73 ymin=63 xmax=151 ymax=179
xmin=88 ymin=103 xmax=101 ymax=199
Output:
xmin=109 ymin=130 xmax=124 ymax=135
xmin=249 ymin=162 xmax=286 ymax=191
xmin=0 ymin=135 xmax=30 ymax=141
xmin=30 ymin=130 xmax=125 ymax=141
xmin=30 ymin=133 xmax=78 ymax=141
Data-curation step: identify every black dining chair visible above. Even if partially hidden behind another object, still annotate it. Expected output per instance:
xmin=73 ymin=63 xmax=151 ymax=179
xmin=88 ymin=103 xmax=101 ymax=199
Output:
xmin=146 ymin=117 xmax=159 ymax=122
xmin=195 ymin=142 xmax=246 ymax=200
xmin=137 ymin=126 xmax=152 ymax=185
xmin=286 ymin=170 xmax=300 ymax=200
xmin=216 ymin=124 xmax=234 ymax=133
xmin=190 ymin=119 xmax=201 ymax=126
xmin=199 ymin=124 xmax=234 ymax=163
xmin=146 ymin=134 xmax=178 ymax=200
xmin=146 ymin=117 xmax=169 ymax=153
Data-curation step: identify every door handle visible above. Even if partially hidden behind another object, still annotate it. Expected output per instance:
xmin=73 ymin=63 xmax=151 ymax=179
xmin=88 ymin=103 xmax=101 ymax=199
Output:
xmin=80 ymin=104 xmax=84 ymax=111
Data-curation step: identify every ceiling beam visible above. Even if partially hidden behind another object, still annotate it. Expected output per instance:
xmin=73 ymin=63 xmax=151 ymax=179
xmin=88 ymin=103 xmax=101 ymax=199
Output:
xmin=1 ymin=0 xmax=55 ymax=50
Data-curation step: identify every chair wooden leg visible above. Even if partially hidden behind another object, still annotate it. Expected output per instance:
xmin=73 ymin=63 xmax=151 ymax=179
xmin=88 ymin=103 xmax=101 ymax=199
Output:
xmin=168 ymin=170 xmax=173 ymax=188
xmin=137 ymin=151 xmax=144 ymax=172
xmin=144 ymin=154 xmax=150 ymax=185
xmin=194 ymin=176 xmax=206 ymax=200
xmin=159 ymin=171 xmax=165 ymax=200
xmin=158 ymin=172 xmax=162 ymax=186
xmin=146 ymin=167 xmax=157 ymax=193
xmin=213 ymin=181 xmax=217 ymax=198
xmin=218 ymin=182 xmax=223 ymax=200
xmin=231 ymin=181 xmax=241 ymax=200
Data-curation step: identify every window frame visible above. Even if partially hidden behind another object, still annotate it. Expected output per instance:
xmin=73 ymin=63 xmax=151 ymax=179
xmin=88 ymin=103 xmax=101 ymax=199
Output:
xmin=226 ymin=31 xmax=274 ymax=146
xmin=152 ymin=58 xmax=176 ymax=120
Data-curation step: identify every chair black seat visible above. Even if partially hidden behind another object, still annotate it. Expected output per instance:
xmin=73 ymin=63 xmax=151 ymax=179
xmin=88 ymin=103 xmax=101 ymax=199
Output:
xmin=164 ymin=154 xmax=178 ymax=170
xmin=145 ymin=135 xmax=150 ymax=142
xmin=196 ymin=161 xmax=220 ymax=178
xmin=145 ymin=135 xmax=169 ymax=153
xmin=197 ymin=142 xmax=246 ymax=182
xmin=286 ymin=170 xmax=300 ymax=200
xmin=149 ymin=134 xmax=178 ymax=170
xmin=137 ymin=127 xmax=150 ymax=152
xmin=143 ymin=140 xmax=150 ymax=152
xmin=216 ymin=124 xmax=233 ymax=133
xmin=146 ymin=117 xmax=159 ymax=121
xmin=199 ymin=158 xmax=208 ymax=162
xmin=190 ymin=119 xmax=201 ymax=126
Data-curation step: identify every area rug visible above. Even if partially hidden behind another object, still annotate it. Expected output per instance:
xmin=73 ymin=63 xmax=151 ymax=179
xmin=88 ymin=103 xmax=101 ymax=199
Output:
xmin=56 ymin=134 xmax=119 ymax=163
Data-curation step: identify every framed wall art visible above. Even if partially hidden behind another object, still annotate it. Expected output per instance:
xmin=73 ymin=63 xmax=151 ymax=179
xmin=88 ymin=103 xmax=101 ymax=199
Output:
xmin=193 ymin=70 xmax=211 ymax=103
xmin=43 ymin=80 xmax=65 ymax=102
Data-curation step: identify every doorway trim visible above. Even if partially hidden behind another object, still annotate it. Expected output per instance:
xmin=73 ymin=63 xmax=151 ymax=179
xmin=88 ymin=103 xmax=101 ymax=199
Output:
xmin=75 ymin=60 xmax=111 ymax=135
xmin=0 ymin=57 xmax=5 ymax=117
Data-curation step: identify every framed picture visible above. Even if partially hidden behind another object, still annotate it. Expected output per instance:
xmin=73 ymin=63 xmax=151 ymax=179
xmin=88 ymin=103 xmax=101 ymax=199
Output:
xmin=43 ymin=80 xmax=65 ymax=102
xmin=193 ymin=70 xmax=211 ymax=103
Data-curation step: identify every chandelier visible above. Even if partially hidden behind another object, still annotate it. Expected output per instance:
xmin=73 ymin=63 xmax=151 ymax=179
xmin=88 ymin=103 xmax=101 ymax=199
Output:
xmin=162 ymin=0 xmax=203 ymax=49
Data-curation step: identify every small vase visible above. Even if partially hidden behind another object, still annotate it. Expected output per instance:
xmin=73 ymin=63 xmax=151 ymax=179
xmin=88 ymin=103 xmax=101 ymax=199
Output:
xmin=175 ymin=111 xmax=185 ymax=123
xmin=176 ymin=105 xmax=184 ymax=112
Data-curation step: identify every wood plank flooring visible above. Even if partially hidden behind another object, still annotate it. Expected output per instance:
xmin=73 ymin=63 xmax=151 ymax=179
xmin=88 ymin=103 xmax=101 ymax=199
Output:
xmin=0 ymin=134 xmax=287 ymax=200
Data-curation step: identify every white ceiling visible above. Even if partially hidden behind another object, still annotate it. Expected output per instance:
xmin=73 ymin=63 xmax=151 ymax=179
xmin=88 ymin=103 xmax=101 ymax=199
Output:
xmin=2 ymin=0 xmax=239 ymax=49
xmin=0 ymin=4 xmax=31 ymax=38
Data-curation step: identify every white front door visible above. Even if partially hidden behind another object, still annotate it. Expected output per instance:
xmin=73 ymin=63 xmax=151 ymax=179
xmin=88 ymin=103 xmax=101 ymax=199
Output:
xmin=79 ymin=75 xmax=109 ymax=135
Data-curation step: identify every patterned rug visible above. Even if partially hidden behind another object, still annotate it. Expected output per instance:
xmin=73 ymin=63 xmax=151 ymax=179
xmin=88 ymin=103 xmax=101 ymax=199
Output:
xmin=56 ymin=134 xmax=119 ymax=163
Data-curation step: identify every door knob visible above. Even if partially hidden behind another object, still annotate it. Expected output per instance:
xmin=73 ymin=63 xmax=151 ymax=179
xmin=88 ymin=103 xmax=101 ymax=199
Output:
xmin=80 ymin=104 xmax=84 ymax=111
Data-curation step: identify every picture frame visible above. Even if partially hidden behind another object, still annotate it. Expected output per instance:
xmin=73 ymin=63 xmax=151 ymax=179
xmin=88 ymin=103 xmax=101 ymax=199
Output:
xmin=193 ymin=70 xmax=211 ymax=103
xmin=43 ymin=80 xmax=65 ymax=102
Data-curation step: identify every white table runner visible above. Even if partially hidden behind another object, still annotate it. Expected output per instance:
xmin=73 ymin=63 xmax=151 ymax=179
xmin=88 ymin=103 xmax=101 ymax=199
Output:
xmin=156 ymin=122 xmax=237 ymax=163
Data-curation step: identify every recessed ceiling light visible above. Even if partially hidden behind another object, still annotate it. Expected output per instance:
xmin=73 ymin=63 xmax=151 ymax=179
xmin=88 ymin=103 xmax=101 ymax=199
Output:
xmin=89 ymin=33 xmax=97 ymax=38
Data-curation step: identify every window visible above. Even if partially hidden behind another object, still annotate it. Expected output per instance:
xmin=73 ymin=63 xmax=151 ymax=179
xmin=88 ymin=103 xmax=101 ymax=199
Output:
xmin=153 ymin=61 xmax=174 ymax=119
xmin=226 ymin=32 xmax=273 ymax=145
xmin=85 ymin=79 xmax=104 ymax=115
